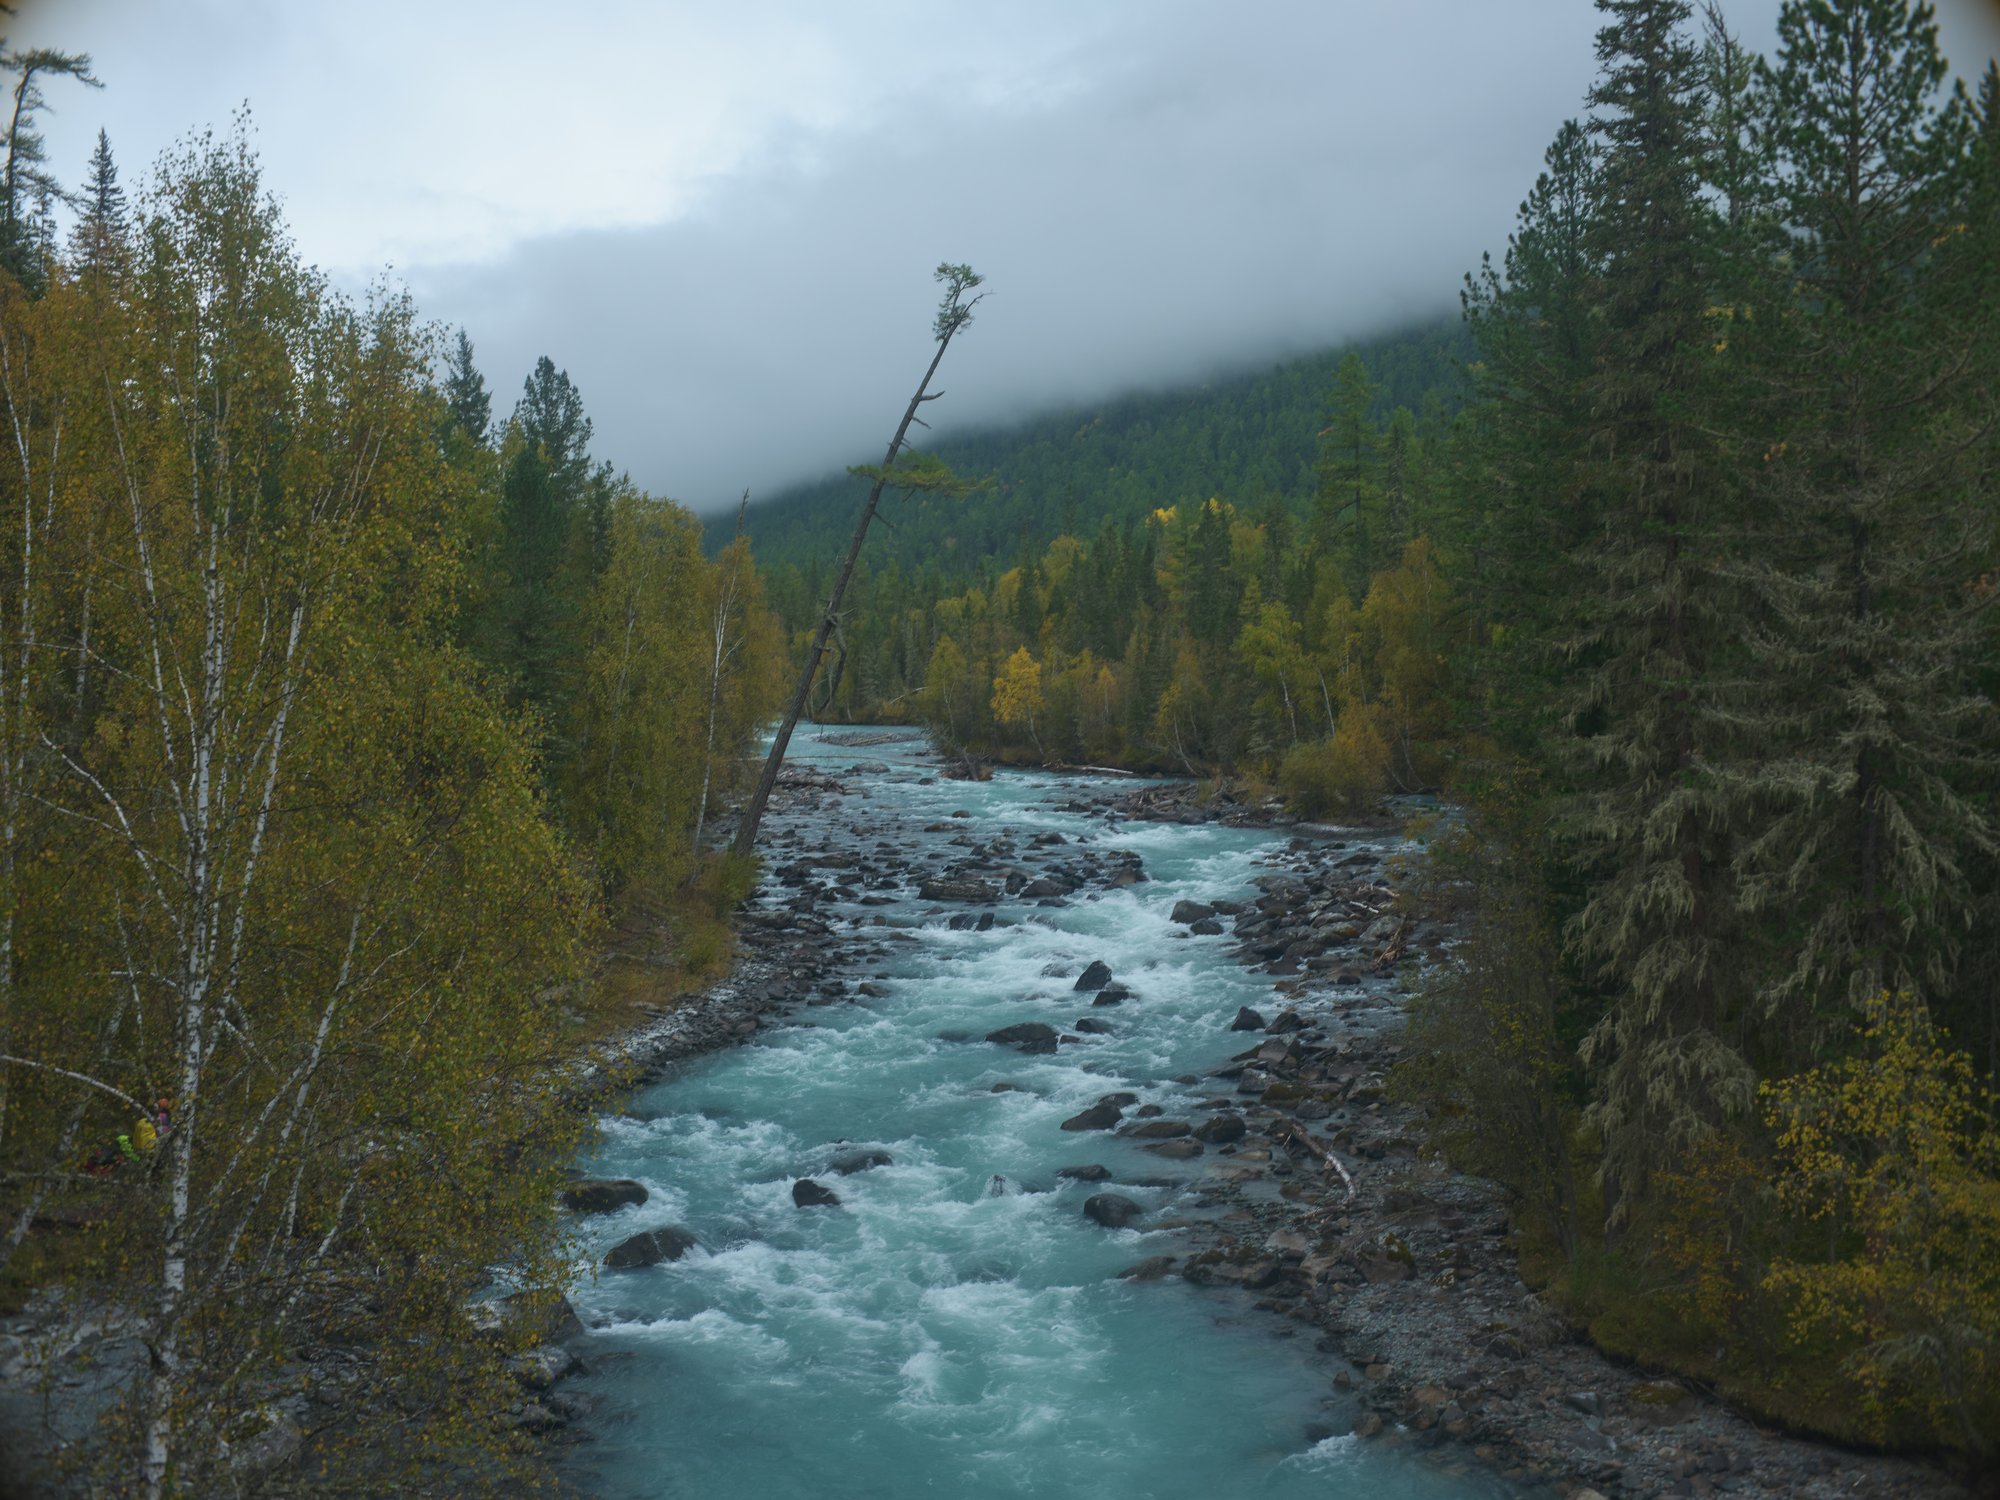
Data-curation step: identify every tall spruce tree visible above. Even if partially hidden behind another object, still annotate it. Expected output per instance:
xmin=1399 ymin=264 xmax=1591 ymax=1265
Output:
xmin=1728 ymin=0 xmax=1994 ymax=1053
xmin=442 ymin=326 xmax=492 ymax=445
xmin=1564 ymin=0 xmax=1749 ymax=1223
xmin=67 ymin=127 xmax=127 ymax=276
xmin=1312 ymin=352 xmax=1380 ymax=600
xmin=1461 ymin=118 xmax=1602 ymax=752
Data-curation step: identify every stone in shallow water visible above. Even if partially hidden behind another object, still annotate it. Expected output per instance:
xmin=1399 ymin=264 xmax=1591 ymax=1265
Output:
xmin=604 ymin=1226 xmax=699 ymax=1269
xmin=1144 ymin=1138 xmax=1204 ymax=1159
xmin=1083 ymin=1193 xmax=1144 ymax=1228
xmin=562 ymin=1178 xmax=648 ymax=1214
xmin=986 ymin=1022 xmax=1058 ymax=1054
xmin=1230 ymin=1006 xmax=1266 ymax=1031
xmin=1073 ymin=959 xmax=1114 ymax=992
xmin=1117 ymin=1255 xmax=1178 ymax=1280
xmin=1060 ymin=1102 xmax=1123 ymax=1132
xmin=1194 ymin=1114 xmax=1247 ymax=1145
xmin=829 ymin=1149 xmax=892 ymax=1175
xmin=1057 ymin=1163 xmax=1112 ymax=1181
xmin=792 ymin=1179 xmax=842 ymax=1208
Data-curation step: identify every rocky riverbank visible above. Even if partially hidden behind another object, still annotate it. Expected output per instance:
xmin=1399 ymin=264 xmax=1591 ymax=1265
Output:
xmin=1048 ymin=781 xmax=1965 ymax=1500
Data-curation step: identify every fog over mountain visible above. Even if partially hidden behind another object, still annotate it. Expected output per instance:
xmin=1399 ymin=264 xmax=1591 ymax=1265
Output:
xmin=17 ymin=0 xmax=1999 ymax=511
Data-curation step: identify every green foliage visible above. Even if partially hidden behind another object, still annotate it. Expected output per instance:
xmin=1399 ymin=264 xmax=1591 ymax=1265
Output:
xmin=1762 ymin=992 xmax=2000 ymax=1453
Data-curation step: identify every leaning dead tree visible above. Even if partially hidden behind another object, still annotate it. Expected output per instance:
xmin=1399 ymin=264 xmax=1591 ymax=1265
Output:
xmin=731 ymin=262 xmax=984 ymax=856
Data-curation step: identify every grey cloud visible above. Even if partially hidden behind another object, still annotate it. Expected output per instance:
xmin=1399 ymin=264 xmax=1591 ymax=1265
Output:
xmin=411 ymin=4 xmax=1604 ymax=514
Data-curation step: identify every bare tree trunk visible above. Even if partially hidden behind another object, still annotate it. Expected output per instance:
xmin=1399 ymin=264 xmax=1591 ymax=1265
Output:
xmin=732 ymin=268 xmax=981 ymax=856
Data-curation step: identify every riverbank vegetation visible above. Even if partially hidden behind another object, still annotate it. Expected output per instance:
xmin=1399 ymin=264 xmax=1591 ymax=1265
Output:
xmin=750 ymin=0 xmax=2000 ymax=1466
xmin=0 ymin=91 xmax=783 ymax=1496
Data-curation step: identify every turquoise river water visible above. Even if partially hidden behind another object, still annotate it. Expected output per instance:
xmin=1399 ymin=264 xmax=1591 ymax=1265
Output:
xmin=560 ymin=726 xmax=1516 ymax=1500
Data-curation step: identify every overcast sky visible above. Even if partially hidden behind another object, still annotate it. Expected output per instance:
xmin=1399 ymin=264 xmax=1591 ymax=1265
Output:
xmin=14 ymin=1 xmax=2000 ymax=514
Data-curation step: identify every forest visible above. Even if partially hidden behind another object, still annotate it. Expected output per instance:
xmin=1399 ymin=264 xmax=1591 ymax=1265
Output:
xmin=0 ymin=62 xmax=784 ymax=1498
xmin=750 ymin=0 xmax=2000 ymax=1459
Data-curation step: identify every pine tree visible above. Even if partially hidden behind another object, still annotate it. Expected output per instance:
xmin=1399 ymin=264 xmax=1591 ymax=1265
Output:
xmin=1727 ymin=0 xmax=1994 ymax=1050
xmin=0 ymin=44 xmax=100 ymax=290
xmin=1564 ymin=0 xmax=1750 ymax=1222
xmin=1312 ymin=352 xmax=1379 ymax=599
xmin=442 ymin=326 xmax=491 ymax=445
xmin=67 ymin=128 xmax=128 ymax=277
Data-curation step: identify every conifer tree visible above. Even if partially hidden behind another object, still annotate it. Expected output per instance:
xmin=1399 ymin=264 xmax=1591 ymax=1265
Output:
xmin=1565 ymin=0 xmax=1749 ymax=1221
xmin=1312 ymin=352 xmax=1380 ymax=599
xmin=1728 ymin=0 xmax=1994 ymax=1048
xmin=442 ymin=325 xmax=492 ymax=445
xmin=0 ymin=43 xmax=99 ymax=290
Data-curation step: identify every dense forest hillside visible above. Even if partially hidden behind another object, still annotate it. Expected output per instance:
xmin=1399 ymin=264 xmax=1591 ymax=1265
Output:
xmin=742 ymin=319 xmax=1471 ymax=579
xmin=747 ymin=0 xmax=2000 ymax=1467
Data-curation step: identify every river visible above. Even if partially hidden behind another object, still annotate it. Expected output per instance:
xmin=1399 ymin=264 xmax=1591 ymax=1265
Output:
xmin=559 ymin=725 xmax=1518 ymax=1500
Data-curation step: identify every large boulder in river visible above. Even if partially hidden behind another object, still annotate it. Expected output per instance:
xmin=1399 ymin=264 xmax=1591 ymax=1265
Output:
xmin=1073 ymin=960 xmax=1114 ymax=992
xmin=1229 ymin=1007 xmax=1266 ymax=1032
xmin=1084 ymin=1193 xmax=1144 ymax=1229
xmin=604 ymin=1226 xmax=699 ymax=1269
xmin=986 ymin=1022 xmax=1059 ymax=1054
xmin=1092 ymin=983 xmax=1134 ymax=1007
xmin=1170 ymin=900 xmax=1216 ymax=924
xmin=1060 ymin=1102 xmax=1124 ymax=1132
xmin=792 ymin=1178 xmax=842 ymax=1208
xmin=562 ymin=1178 xmax=649 ymax=1214
xmin=829 ymin=1149 xmax=893 ymax=1175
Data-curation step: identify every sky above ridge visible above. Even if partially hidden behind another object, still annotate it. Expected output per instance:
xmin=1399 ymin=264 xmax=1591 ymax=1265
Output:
xmin=14 ymin=0 xmax=1999 ymax=512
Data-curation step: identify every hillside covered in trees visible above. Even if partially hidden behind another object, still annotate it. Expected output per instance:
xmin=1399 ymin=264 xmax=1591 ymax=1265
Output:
xmin=750 ymin=0 xmax=2000 ymax=1461
xmin=0 ymin=80 xmax=784 ymax=1497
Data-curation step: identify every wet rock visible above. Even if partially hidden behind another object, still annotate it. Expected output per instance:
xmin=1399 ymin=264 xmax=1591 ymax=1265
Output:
xmin=1117 ymin=1255 xmax=1178 ymax=1281
xmin=791 ymin=1179 xmax=841 ymax=1208
xmin=604 ymin=1226 xmax=699 ymax=1269
xmin=1170 ymin=900 xmax=1216 ymax=924
xmin=985 ymin=1022 xmax=1059 ymax=1054
xmin=1189 ymin=918 xmax=1225 ymax=935
xmin=1143 ymin=1138 xmax=1204 ymax=1159
xmin=1083 ymin=1193 xmax=1144 ymax=1229
xmin=829 ymin=1149 xmax=893 ymax=1175
xmin=920 ymin=878 xmax=997 ymax=902
xmin=561 ymin=1178 xmax=648 ymax=1214
xmin=1072 ymin=1017 xmax=1114 ymax=1035
xmin=1230 ymin=1006 xmax=1266 ymax=1032
xmin=1264 ymin=1009 xmax=1307 ymax=1034
xmin=1352 ymin=1411 xmax=1385 ymax=1438
xmin=1117 ymin=1118 xmax=1191 ymax=1139
xmin=1091 ymin=983 xmax=1133 ymax=1006
xmin=505 ymin=1345 xmax=579 ymax=1390
xmin=1060 ymin=1102 xmax=1124 ymax=1132
xmin=1073 ymin=960 xmax=1115 ymax=992
xmin=1057 ymin=1163 xmax=1112 ymax=1182
xmin=1193 ymin=1113 xmax=1247 ymax=1144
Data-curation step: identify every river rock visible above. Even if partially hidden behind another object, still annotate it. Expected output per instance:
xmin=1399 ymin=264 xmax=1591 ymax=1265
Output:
xmin=829 ymin=1149 xmax=893 ymax=1175
xmin=1193 ymin=1113 xmax=1247 ymax=1144
xmin=561 ymin=1178 xmax=649 ymax=1214
xmin=1143 ymin=1138 xmax=1204 ymax=1159
xmin=1117 ymin=1118 xmax=1190 ymax=1139
xmin=505 ymin=1345 xmax=579 ymax=1390
xmin=986 ymin=1022 xmax=1058 ymax=1053
xmin=1117 ymin=1255 xmax=1178 ymax=1280
xmin=1091 ymin=983 xmax=1133 ymax=1006
xmin=1057 ymin=1163 xmax=1112 ymax=1181
xmin=603 ymin=1226 xmax=699 ymax=1269
xmin=1072 ymin=1017 xmax=1113 ymax=1034
xmin=1083 ymin=1193 xmax=1144 ymax=1228
xmin=1264 ymin=1009 xmax=1307 ymax=1034
xmin=1170 ymin=900 xmax=1216 ymax=924
xmin=1073 ymin=960 xmax=1114 ymax=992
xmin=792 ymin=1179 xmax=842 ymax=1208
xmin=1060 ymin=1102 xmax=1123 ymax=1131
xmin=1229 ymin=1006 xmax=1266 ymax=1031
xmin=920 ymin=878 xmax=997 ymax=902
